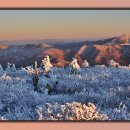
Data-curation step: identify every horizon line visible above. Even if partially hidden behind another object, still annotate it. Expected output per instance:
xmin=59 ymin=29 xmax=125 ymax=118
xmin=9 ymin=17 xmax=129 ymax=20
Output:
xmin=0 ymin=33 xmax=128 ymax=42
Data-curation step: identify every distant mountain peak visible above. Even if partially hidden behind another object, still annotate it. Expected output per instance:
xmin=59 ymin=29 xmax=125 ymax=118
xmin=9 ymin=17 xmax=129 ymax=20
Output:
xmin=116 ymin=34 xmax=129 ymax=43
xmin=105 ymin=34 xmax=129 ymax=45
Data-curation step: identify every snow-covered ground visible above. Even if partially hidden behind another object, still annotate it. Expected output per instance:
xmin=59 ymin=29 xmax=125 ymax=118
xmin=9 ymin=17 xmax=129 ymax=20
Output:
xmin=0 ymin=66 xmax=130 ymax=120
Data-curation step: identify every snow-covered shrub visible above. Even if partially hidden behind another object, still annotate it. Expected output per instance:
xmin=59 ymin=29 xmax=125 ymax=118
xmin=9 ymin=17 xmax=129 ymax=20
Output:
xmin=0 ymin=116 xmax=7 ymax=120
xmin=108 ymin=60 xmax=120 ymax=67
xmin=36 ymin=102 xmax=108 ymax=120
xmin=81 ymin=60 xmax=89 ymax=68
xmin=1 ymin=73 xmax=12 ymax=81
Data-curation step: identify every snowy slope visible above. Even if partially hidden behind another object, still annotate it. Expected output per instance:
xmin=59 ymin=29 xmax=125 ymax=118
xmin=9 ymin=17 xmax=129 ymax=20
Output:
xmin=0 ymin=65 xmax=130 ymax=120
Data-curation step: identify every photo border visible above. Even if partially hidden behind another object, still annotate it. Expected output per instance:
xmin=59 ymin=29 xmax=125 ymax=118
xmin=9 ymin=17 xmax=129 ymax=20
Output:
xmin=0 ymin=7 xmax=130 ymax=130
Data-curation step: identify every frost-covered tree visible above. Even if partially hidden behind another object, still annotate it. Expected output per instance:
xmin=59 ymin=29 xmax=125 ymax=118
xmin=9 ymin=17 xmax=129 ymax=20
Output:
xmin=42 ymin=55 xmax=53 ymax=74
xmin=69 ymin=58 xmax=80 ymax=74
xmin=7 ymin=62 xmax=11 ymax=68
xmin=108 ymin=59 xmax=120 ymax=67
xmin=0 ymin=64 xmax=4 ymax=72
xmin=11 ymin=64 xmax=16 ymax=72
xmin=6 ymin=62 xmax=11 ymax=71
xmin=81 ymin=60 xmax=89 ymax=68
